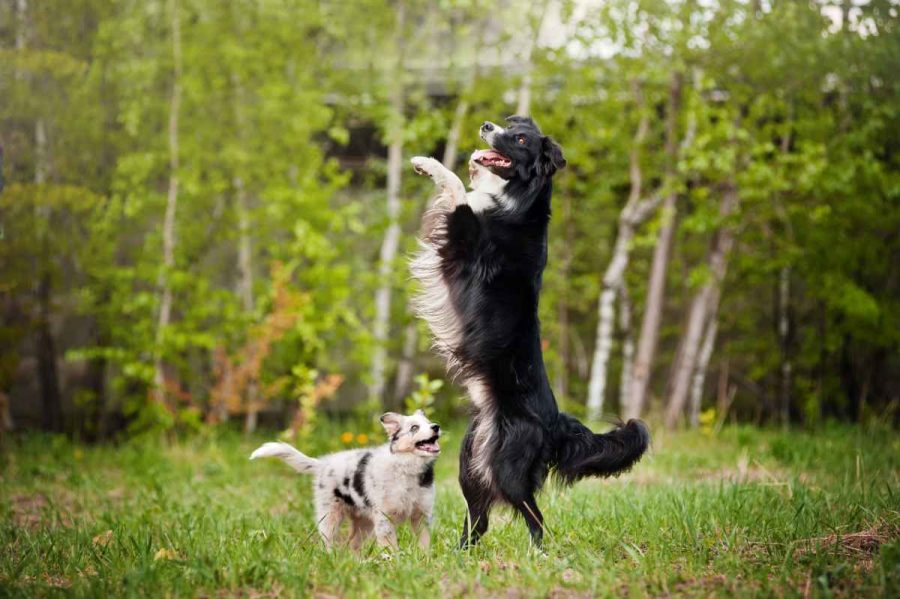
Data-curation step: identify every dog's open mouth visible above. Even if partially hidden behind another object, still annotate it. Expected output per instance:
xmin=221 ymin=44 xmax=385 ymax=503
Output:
xmin=415 ymin=435 xmax=441 ymax=454
xmin=473 ymin=149 xmax=512 ymax=168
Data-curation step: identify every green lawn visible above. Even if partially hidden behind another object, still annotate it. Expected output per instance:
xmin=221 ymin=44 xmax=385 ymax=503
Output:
xmin=1 ymin=422 xmax=898 ymax=597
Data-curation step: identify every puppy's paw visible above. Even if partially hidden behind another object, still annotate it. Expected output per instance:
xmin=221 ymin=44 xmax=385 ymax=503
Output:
xmin=410 ymin=156 xmax=441 ymax=179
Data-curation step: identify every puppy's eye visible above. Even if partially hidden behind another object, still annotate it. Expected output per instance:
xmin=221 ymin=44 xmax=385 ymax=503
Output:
xmin=517 ymin=135 xmax=526 ymax=145
xmin=410 ymin=425 xmax=419 ymax=434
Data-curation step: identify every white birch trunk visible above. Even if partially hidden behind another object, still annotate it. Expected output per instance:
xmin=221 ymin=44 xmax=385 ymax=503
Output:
xmin=689 ymin=312 xmax=718 ymax=428
xmin=586 ymin=80 xmax=650 ymax=420
xmin=665 ymin=182 xmax=738 ymax=429
xmin=152 ymin=0 xmax=181 ymax=406
xmin=626 ymin=71 xmax=684 ymax=420
xmin=618 ymin=285 xmax=635 ymax=414
xmin=236 ymin=176 xmax=260 ymax=431
xmin=369 ymin=1 xmax=405 ymax=405
xmin=231 ymin=66 xmax=259 ymax=431
xmin=515 ymin=1 xmax=548 ymax=116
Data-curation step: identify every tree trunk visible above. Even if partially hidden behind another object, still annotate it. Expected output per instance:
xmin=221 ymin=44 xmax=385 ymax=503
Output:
xmin=369 ymin=1 xmax=405 ymax=405
xmin=515 ymin=1 xmax=548 ymax=116
xmin=626 ymin=71 xmax=684 ymax=420
xmin=152 ymin=0 xmax=181 ymax=408
xmin=586 ymin=79 xmax=653 ymax=419
xmin=665 ymin=181 xmax=739 ymax=429
xmin=688 ymin=310 xmax=718 ymax=428
xmin=555 ymin=188 xmax=573 ymax=400
xmin=236 ymin=176 xmax=260 ymax=432
xmin=36 ymin=271 xmax=62 ymax=431
xmin=35 ymin=113 xmax=62 ymax=431
xmin=231 ymin=62 xmax=259 ymax=431
xmin=777 ymin=266 xmax=792 ymax=428
xmin=618 ymin=286 xmax=635 ymax=414
xmin=775 ymin=114 xmax=794 ymax=429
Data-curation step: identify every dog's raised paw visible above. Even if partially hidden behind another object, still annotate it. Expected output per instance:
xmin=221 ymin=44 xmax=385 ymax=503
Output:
xmin=410 ymin=156 xmax=438 ymax=177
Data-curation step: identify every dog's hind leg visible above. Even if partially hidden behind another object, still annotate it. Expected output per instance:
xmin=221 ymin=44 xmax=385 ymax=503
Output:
xmin=348 ymin=515 xmax=373 ymax=552
xmin=459 ymin=445 xmax=494 ymax=548
xmin=514 ymin=495 xmax=545 ymax=548
xmin=494 ymin=423 xmax=548 ymax=547
xmin=317 ymin=502 xmax=344 ymax=549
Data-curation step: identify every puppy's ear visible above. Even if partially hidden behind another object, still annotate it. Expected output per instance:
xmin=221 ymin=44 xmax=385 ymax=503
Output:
xmin=539 ymin=135 xmax=566 ymax=176
xmin=380 ymin=412 xmax=403 ymax=436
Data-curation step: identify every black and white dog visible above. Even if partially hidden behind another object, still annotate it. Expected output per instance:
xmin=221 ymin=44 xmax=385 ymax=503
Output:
xmin=410 ymin=116 xmax=650 ymax=548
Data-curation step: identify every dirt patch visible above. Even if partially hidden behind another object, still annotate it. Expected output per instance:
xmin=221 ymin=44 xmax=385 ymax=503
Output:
xmin=9 ymin=493 xmax=49 ymax=528
xmin=795 ymin=522 xmax=899 ymax=560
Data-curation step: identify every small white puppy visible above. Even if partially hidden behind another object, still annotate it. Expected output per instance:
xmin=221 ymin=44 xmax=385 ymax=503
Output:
xmin=250 ymin=410 xmax=441 ymax=550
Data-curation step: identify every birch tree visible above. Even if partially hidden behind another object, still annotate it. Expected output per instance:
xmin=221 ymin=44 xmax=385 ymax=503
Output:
xmin=665 ymin=179 xmax=739 ymax=429
xmin=368 ymin=1 xmax=407 ymax=405
xmin=585 ymin=80 xmax=659 ymax=419
xmin=151 ymin=0 xmax=182 ymax=408
xmin=625 ymin=71 xmax=684 ymax=420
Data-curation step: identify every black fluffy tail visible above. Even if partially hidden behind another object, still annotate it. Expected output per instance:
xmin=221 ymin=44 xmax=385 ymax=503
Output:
xmin=552 ymin=413 xmax=650 ymax=484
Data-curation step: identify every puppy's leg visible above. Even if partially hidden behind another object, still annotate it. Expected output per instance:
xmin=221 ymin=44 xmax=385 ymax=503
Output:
xmin=410 ymin=512 xmax=431 ymax=550
xmin=373 ymin=513 xmax=398 ymax=549
xmin=348 ymin=516 xmax=373 ymax=552
xmin=317 ymin=502 xmax=344 ymax=549
xmin=410 ymin=157 xmax=467 ymax=207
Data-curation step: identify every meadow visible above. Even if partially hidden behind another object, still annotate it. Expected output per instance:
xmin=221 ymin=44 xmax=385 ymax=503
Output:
xmin=1 ymin=423 xmax=897 ymax=598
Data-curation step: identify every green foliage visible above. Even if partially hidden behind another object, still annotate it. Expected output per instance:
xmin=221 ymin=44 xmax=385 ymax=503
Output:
xmin=0 ymin=0 xmax=897 ymax=435
xmin=404 ymin=373 xmax=444 ymax=417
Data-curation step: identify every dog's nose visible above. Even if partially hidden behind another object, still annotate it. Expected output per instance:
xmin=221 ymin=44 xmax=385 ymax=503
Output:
xmin=481 ymin=121 xmax=494 ymax=132
xmin=431 ymin=424 xmax=440 ymax=433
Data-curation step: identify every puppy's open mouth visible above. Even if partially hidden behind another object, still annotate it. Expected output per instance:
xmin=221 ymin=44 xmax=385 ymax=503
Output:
xmin=473 ymin=149 xmax=512 ymax=168
xmin=415 ymin=435 xmax=441 ymax=454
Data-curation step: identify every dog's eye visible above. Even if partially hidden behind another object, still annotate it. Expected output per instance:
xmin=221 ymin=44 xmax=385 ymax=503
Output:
xmin=410 ymin=425 xmax=419 ymax=434
xmin=517 ymin=135 xmax=526 ymax=145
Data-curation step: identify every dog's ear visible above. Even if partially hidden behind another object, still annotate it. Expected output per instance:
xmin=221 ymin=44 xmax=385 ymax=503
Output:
xmin=505 ymin=114 xmax=531 ymax=125
xmin=538 ymin=135 xmax=566 ymax=176
xmin=380 ymin=412 xmax=403 ymax=436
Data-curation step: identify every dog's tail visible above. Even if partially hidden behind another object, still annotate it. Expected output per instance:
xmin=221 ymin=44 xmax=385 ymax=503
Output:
xmin=250 ymin=442 xmax=320 ymax=474
xmin=552 ymin=413 xmax=650 ymax=484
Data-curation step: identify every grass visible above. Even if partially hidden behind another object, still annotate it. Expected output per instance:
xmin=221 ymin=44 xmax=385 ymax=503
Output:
xmin=1 ymin=421 xmax=898 ymax=598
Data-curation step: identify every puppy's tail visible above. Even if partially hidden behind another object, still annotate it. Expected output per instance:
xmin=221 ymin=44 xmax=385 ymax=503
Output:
xmin=552 ymin=413 xmax=650 ymax=484
xmin=250 ymin=442 xmax=319 ymax=474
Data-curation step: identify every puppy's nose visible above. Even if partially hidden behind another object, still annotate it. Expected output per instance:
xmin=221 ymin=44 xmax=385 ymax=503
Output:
xmin=431 ymin=424 xmax=440 ymax=433
xmin=481 ymin=121 xmax=494 ymax=132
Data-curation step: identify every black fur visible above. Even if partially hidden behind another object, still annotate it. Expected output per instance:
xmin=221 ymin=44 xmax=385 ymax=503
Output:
xmin=333 ymin=488 xmax=355 ymax=507
xmin=353 ymin=452 xmax=373 ymax=507
xmin=429 ymin=116 xmax=650 ymax=548
xmin=419 ymin=462 xmax=435 ymax=488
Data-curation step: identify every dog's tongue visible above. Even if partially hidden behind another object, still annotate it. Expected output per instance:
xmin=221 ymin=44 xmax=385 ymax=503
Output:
xmin=417 ymin=440 xmax=441 ymax=453
xmin=473 ymin=149 xmax=507 ymax=162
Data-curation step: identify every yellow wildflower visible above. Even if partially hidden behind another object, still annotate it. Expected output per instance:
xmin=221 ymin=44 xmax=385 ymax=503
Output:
xmin=340 ymin=431 xmax=354 ymax=444
xmin=356 ymin=433 xmax=369 ymax=445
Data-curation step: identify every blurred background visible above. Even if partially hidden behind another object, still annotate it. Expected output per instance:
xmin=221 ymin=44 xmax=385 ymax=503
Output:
xmin=0 ymin=0 xmax=897 ymax=441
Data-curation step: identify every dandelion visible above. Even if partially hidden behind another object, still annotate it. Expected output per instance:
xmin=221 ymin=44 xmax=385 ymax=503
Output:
xmin=340 ymin=431 xmax=354 ymax=444
xmin=356 ymin=433 xmax=369 ymax=445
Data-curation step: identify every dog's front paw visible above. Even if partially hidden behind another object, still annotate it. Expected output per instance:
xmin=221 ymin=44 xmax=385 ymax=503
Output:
xmin=410 ymin=156 xmax=441 ymax=179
